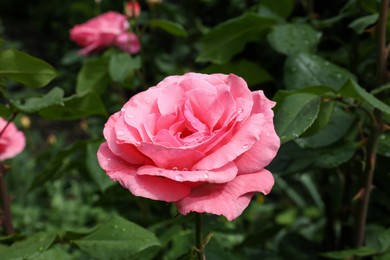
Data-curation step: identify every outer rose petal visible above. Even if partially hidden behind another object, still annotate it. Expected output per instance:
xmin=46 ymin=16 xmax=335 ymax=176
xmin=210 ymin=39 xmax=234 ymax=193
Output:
xmin=115 ymin=32 xmax=141 ymax=54
xmin=137 ymin=161 xmax=237 ymax=183
xmin=98 ymin=143 xmax=191 ymax=202
xmin=0 ymin=119 xmax=26 ymax=161
xmin=176 ymin=169 xmax=274 ymax=221
xmin=235 ymin=121 xmax=280 ymax=174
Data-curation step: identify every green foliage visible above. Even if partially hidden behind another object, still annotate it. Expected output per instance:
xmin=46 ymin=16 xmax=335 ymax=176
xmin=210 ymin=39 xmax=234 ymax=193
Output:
xmin=197 ymin=13 xmax=276 ymax=64
xmin=148 ymin=19 xmax=188 ymax=37
xmin=74 ymin=215 xmax=161 ymax=259
xmin=0 ymin=49 xmax=57 ymax=88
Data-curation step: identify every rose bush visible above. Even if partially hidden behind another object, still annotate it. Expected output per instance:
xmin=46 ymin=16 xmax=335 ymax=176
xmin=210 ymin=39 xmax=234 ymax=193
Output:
xmin=69 ymin=11 xmax=140 ymax=55
xmin=0 ymin=118 xmax=26 ymax=161
xmin=97 ymin=73 xmax=280 ymax=220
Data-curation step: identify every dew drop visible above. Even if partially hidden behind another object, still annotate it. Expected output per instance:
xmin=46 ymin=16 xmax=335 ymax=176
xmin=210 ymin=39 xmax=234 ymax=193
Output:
xmin=114 ymin=225 xmax=118 ymax=229
xmin=175 ymin=174 xmax=184 ymax=181
xmin=203 ymin=173 xmax=209 ymax=179
xmin=172 ymin=167 xmax=178 ymax=171
xmin=183 ymin=168 xmax=188 ymax=171
xmin=237 ymin=108 xmax=244 ymax=114
xmin=122 ymin=228 xmax=126 ymax=232
xmin=121 ymin=107 xmax=126 ymax=112
xmin=107 ymin=158 xmax=112 ymax=161
xmin=242 ymin=144 xmax=249 ymax=149
xmin=156 ymin=169 xmax=163 ymax=174
xmin=336 ymin=74 xmax=342 ymax=79
xmin=127 ymin=114 xmax=135 ymax=119
xmin=38 ymin=247 xmax=44 ymax=252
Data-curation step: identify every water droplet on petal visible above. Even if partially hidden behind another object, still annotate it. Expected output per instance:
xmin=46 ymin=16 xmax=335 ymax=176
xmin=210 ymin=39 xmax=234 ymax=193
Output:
xmin=172 ymin=167 xmax=178 ymax=171
xmin=107 ymin=158 xmax=112 ymax=161
xmin=121 ymin=107 xmax=126 ymax=112
xmin=203 ymin=173 xmax=209 ymax=179
xmin=175 ymin=174 xmax=184 ymax=181
xmin=237 ymin=108 xmax=244 ymax=114
xmin=242 ymin=144 xmax=249 ymax=149
xmin=127 ymin=114 xmax=135 ymax=119
xmin=183 ymin=168 xmax=188 ymax=171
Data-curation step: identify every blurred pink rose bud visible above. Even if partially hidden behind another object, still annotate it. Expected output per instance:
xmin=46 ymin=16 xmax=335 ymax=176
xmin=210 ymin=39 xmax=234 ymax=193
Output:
xmin=125 ymin=1 xmax=141 ymax=18
xmin=97 ymin=73 xmax=280 ymax=221
xmin=70 ymin=11 xmax=140 ymax=55
xmin=115 ymin=32 xmax=141 ymax=54
xmin=0 ymin=118 xmax=26 ymax=161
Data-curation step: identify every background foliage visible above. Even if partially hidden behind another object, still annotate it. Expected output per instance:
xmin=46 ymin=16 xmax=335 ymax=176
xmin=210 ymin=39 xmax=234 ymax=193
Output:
xmin=0 ymin=0 xmax=390 ymax=259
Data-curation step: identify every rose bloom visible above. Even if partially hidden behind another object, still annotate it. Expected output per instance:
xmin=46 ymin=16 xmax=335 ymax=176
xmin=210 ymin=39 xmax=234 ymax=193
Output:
xmin=69 ymin=11 xmax=140 ymax=55
xmin=0 ymin=118 xmax=26 ymax=161
xmin=125 ymin=1 xmax=141 ymax=17
xmin=98 ymin=73 xmax=280 ymax=220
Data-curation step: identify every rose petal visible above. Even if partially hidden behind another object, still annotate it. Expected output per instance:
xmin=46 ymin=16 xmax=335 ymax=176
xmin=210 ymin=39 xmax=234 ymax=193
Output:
xmin=235 ymin=121 xmax=280 ymax=174
xmin=98 ymin=143 xmax=190 ymax=202
xmin=137 ymin=161 xmax=238 ymax=183
xmin=251 ymin=91 xmax=276 ymax=118
xmin=176 ymin=169 xmax=274 ymax=221
xmin=138 ymin=142 xmax=205 ymax=169
xmin=192 ymin=113 xmax=265 ymax=170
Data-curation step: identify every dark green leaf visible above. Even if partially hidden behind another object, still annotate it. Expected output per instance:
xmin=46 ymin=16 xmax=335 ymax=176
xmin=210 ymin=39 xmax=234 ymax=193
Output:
xmin=201 ymin=59 xmax=272 ymax=86
xmin=274 ymin=93 xmax=321 ymax=143
xmin=0 ymin=104 xmax=11 ymax=118
xmin=295 ymin=107 xmax=355 ymax=148
xmin=259 ymin=0 xmax=294 ymax=19
xmin=148 ymin=19 xmax=187 ymax=37
xmin=39 ymin=92 xmax=107 ymax=120
xmin=197 ymin=13 xmax=276 ymax=64
xmin=73 ymin=215 xmax=161 ymax=259
xmin=348 ymin=14 xmax=378 ymax=34
xmin=301 ymin=99 xmax=336 ymax=137
xmin=321 ymin=247 xmax=377 ymax=259
xmin=76 ymin=56 xmax=110 ymax=95
xmin=109 ymin=53 xmax=140 ymax=85
xmin=10 ymin=87 xmax=64 ymax=113
xmin=338 ymin=80 xmax=390 ymax=114
xmin=366 ymin=226 xmax=390 ymax=253
xmin=0 ymin=232 xmax=56 ymax=260
xmin=267 ymin=23 xmax=321 ymax=55
xmin=33 ymin=246 xmax=73 ymax=260
xmin=313 ymin=142 xmax=357 ymax=169
xmin=86 ymin=141 xmax=114 ymax=191
xmin=0 ymin=49 xmax=57 ymax=88
xmin=284 ymin=53 xmax=355 ymax=90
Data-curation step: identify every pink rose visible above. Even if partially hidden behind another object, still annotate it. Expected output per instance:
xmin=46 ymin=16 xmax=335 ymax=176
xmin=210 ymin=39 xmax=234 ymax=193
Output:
xmin=69 ymin=11 xmax=140 ymax=55
xmin=0 ymin=118 xmax=26 ymax=161
xmin=115 ymin=32 xmax=141 ymax=54
xmin=97 ymin=73 xmax=280 ymax=220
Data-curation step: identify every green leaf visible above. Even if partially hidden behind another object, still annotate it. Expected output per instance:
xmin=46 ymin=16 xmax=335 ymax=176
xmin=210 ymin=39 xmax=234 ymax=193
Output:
xmin=301 ymin=98 xmax=336 ymax=137
xmin=321 ymin=247 xmax=377 ymax=259
xmin=274 ymin=93 xmax=321 ymax=143
xmin=0 ymin=49 xmax=57 ymax=88
xmin=148 ymin=19 xmax=187 ymax=37
xmin=258 ymin=0 xmax=295 ymax=19
xmin=366 ymin=226 xmax=390 ymax=253
xmin=338 ymin=80 xmax=390 ymax=114
xmin=378 ymin=133 xmax=390 ymax=157
xmin=74 ymin=215 xmax=161 ymax=259
xmin=348 ymin=13 xmax=378 ymax=34
xmin=267 ymin=23 xmax=321 ymax=55
xmin=86 ymin=141 xmax=114 ymax=191
xmin=109 ymin=53 xmax=140 ymax=86
xmin=0 ymin=232 xmax=56 ymax=260
xmin=313 ymin=142 xmax=357 ymax=169
xmin=76 ymin=56 xmax=110 ymax=95
xmin=39 ymin=92 xmax=107 ymax=120
xmin=295 ymin=107 xmax=355 ymax=148
xmin=33 ymin=246 xmax=73 ymax=260
xmin=0 ymin=104 xmax=11 ymax=118
xmin=10 ymin=87 xmax=64 ymax=113
xmin=197 ymin=13 xmax=276 ymax=64
xmin=201 ymin=59 xmax=273 ymax=86
xmin=284 ymin=53 xmax=355 ymax=90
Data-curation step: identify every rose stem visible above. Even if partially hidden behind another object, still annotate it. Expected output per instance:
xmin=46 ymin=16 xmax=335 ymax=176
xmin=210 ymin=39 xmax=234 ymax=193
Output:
xmin=355 ymin=0 xmax=387 ymax=247
xmin=195 ymin=213 xmax=206 ymax=260
xmin=0 ymin=163 xmax=14 ymax=235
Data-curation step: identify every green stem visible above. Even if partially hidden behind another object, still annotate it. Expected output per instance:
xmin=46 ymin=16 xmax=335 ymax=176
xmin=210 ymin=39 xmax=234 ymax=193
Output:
xmin=0 ymin=163 xmax=14 ymax=235
xmin=355 ymin=0 xmax=388 ymax=248
xmin=195 ymin=214 xmax=206 ymax=260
